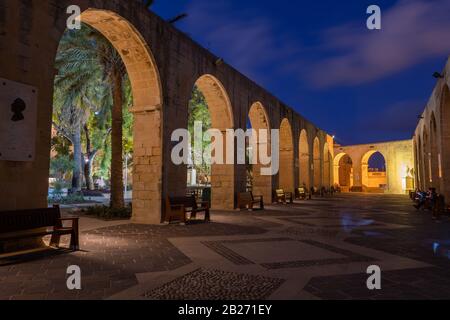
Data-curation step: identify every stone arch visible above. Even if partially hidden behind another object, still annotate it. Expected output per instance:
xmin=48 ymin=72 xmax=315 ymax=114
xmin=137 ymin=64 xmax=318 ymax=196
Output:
xmin=323 ymin=142 xmax=331 ymax=187
xmin=422 ymin=126 xmax=431 ymax=188
xmin=334 ymin=153 xmax=354 ymax=191
xmin=299 ymin=129 xmax=310 ymax=188
xmin=313 ymin=137 xmax=321 ymax=188
xmin=279 ymin=118 xmax=294 ymax=192
xmin=193 ymin=74 xmax=235 ymax=210
xmin=248 ymin=102 xmax=271 ymax=203
xmin=429 ymin=112 xmax=440 ymax=189
xmin=361 ymin=150 xmax=387 ymax=193
xmin=59 ymin=9 xmax=164 ymax=224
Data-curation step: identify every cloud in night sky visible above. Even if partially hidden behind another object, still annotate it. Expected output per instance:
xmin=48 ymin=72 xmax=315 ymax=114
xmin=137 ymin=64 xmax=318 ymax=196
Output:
xmin=184 ymin=0 xmax=302 ymax=83
xmin=310 ymin=0 xmax=450 ymax=88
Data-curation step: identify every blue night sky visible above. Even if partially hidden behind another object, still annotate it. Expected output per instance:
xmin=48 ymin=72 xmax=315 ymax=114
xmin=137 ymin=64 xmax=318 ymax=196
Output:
xmin=151 ymin=0 xmax=450 ymax=145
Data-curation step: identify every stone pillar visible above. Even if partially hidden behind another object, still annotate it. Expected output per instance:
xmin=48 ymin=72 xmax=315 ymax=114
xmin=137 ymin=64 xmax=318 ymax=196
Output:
xmin=131 ymin=106 xmax=163 ymax=224
xmin=352 ymin=158 xmax=362 ymax=188
xmin=211 ymin=131 xmax=235 ymax=210
xmin=252 ymin=140 xmax=272 ymax=205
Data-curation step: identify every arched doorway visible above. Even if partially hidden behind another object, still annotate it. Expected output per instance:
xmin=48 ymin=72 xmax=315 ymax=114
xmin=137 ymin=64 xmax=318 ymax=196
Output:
xmin=313 ymin=137 xmax=321 ymax=188
xmin=189 ymin=75 xmax=234 ymax=210
xmin=334 ymin=153 xmax=353 ymax=192
xmin=361 ymin=151 xmax=387 ymax=193
xmin=323 ymin=143 xmax=331 ymax=187
xmin=279 ymin=119 xmax=294 ymax=192
xmin=248 ymin=102 xmax=271 ymax=203
xmin=51 ymin=9 xmax=163 ymax=224
xmin=299 ymin=130 xmax=310 ymax=188
xmin=430 ymin=113 xmax=440 ymax=190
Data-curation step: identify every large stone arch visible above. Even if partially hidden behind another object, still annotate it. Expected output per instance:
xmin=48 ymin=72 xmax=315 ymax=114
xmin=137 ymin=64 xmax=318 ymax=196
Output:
xmin=298 ymin=129 xmax=310 ymax=188
xmin=248 ymin=101 xmax=271 ymax=203
xmin=334 ymin=153 xmax=353 ymax=191
xmin=361 ymin=150 xmax=387 ymax=192
xmin=0 ymin=3 xmax=165 ymax=223
xmin=194 ymin=74 xmax=235 ymax=210
xmin=80 ymin=9 xmax=164 ymax=224
xmin=312 ymin=137 xmax=321 ymax=188
xmin=279 ymin=118 xmax=294 ymax=192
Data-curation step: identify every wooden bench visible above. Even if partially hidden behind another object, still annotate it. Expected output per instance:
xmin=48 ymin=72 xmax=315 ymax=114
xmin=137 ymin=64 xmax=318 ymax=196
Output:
xmin=0 ymin=205 xmax=79 ymax=254
xmin=165 ymin=195 xmax=210 ymax=224
xmin=274 ymin=189 xmax=293 ymax=204
xmin=296 ymin=187 xmax=310 ymax=200
xmin=237 ymin=192 xmax=264 ymax=211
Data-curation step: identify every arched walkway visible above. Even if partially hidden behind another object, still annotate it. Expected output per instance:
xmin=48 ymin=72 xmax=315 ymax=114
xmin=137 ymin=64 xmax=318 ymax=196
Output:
xmin=279 ymin=119 xmax=294 ymax=192
xmin=313 ymin=137 xmax=321 ymax=188
xmin=299 ymin=130 xmax=310 ymax=188
xmin=334 ymin=153 xmax=353 ymax=192
xmin=248 ymin=102 xmax=272 ymax=203
xmin=194 ymin=75 xmax=235 ymax=210
xmin=361 ymin=151 xmax=387 ymax=193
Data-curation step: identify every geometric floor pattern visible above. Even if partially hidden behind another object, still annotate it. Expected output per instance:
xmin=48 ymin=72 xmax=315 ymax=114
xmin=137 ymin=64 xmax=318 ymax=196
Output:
xmin=1 ymin=193 xmax=449 ymax=300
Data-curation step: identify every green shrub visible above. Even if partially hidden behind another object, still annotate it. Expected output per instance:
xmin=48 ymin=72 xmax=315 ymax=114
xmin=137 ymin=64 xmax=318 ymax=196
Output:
xmin=49 ymin=192 xmax=87 ymax=205
xmin=83 ymin=204 xmax=132 ymax=220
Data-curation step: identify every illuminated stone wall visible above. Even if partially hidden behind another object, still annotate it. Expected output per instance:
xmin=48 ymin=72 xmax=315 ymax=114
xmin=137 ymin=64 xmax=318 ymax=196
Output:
xmin=0 ymin=0 xmax=332 ymax=222
xmin=413 ymin=57 xmax=450 ymax=202
xmin=334 ymin=140 xmax=414 ymax=194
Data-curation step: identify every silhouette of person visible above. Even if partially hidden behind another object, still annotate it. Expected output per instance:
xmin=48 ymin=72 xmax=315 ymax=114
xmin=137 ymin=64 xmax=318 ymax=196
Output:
xmin=11 ymin=98 xmax=26 ymax=122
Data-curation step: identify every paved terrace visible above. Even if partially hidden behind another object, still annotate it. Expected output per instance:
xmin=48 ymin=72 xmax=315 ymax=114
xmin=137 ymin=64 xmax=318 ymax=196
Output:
xmin=1 ymin=194 xmax=450 ymax=300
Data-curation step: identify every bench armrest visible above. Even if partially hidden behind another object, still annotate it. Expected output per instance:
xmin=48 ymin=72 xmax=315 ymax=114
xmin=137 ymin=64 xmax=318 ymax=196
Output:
xmin=253 ymin=195 xmax=263 ymax=199
xmin=60 ymin=217 xmax=79 ymax=221
xmin=170 ymin=204 xmax=185 ymax=210
xmin=57 ymin=217 xmax=79 ymax=230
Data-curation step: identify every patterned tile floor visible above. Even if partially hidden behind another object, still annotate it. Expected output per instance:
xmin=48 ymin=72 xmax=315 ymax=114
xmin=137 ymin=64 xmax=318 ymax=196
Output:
xmin=1 ymin=193 xmax=449 ymax=300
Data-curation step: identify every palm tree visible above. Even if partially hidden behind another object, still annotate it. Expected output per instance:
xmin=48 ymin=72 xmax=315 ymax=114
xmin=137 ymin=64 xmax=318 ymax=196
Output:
xmin=54 ymin=24 xmax=128 ymax=209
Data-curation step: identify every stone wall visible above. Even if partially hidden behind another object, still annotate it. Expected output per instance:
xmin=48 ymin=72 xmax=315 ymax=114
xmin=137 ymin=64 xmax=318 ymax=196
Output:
xmin=0 ymin=0 xmax=332 ymax=223
xmin=413 ymin=57 xmax=450 ymax=201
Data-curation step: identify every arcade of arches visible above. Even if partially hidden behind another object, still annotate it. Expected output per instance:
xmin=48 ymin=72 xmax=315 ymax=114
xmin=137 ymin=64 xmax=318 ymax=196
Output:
xmin=1 ymin=1 xmax=449 ymax=224
xmin=334 ymin=140 xmax=414 ymax=194
xmin=414 ymin=58 xmax=450 ymax=203
xmin=0 ymin=1 xmax=333 ymax=224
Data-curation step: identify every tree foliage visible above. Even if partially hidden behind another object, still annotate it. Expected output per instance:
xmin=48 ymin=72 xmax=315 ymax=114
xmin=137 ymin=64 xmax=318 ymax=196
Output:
xmin=188 ymin=87 xmax=212 ymax=185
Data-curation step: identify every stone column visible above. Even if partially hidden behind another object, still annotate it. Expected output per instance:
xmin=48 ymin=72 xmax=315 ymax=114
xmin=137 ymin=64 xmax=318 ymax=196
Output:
xmin=131 ymin=106 xmax=163 ymax=224
xmin=252 ymin=139 xmax=272 ymax=204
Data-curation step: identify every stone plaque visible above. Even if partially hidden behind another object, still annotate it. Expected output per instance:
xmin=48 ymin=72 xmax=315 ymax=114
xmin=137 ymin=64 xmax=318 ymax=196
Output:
xmin=0 ymin=78 xmax=38 ymax=161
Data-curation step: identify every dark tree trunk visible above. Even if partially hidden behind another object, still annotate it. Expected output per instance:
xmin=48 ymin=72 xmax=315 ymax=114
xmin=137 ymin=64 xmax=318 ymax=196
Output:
xmin=71 ymin=124 xmax=82 ymax=193
xmin=110 ymin=70 xmax=125 ymax=209
xmin=83 ymin=125 xmax=96 ymax=191
xmin=84 ymin=154 xmax=96 ymax=191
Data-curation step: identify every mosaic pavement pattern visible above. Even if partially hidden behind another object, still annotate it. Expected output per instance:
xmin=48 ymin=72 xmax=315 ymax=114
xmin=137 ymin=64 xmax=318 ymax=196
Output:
xmin=144 ymin=268 xmax=285 ymax=300
xmin=1 ymin=193 xmax=450 ymax=300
